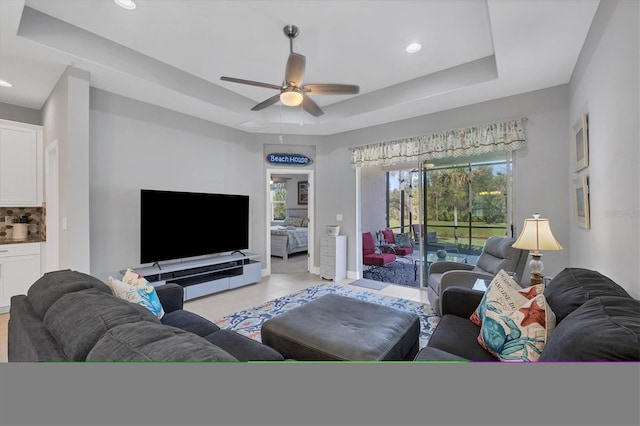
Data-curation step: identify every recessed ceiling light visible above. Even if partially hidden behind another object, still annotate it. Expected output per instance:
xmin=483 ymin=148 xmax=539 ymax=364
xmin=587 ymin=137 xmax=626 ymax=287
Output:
xmin=237 ymin=121 xmax=267 ymax=131
xmin=0 ymin=80 xmax=13 ymax=88
xmin=114 ymin=0 xmax=136 ymax=10
xmin=406 ymin=43 xmax=422 ymax=53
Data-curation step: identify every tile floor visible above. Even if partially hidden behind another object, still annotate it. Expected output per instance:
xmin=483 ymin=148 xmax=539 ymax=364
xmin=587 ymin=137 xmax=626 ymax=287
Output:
xmin=0 ymin=259 xmax=429 ymax=363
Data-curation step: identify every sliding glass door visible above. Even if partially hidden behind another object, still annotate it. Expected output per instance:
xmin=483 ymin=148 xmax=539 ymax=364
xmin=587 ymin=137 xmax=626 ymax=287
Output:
xmin=421 ymin=160 xmax=509 ymax=255
xmin=410 ymin=160 xmax=509 ymax=286
xmin=381 ymin=158 xmax=511 ymax=287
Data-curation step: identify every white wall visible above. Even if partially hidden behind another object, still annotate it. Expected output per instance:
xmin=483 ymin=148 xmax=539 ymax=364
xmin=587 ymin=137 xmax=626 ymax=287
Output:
xmin=88 ymin=89 xmax=265 ymax=281
xmin=360 ymin=167 xmax=387 ymax=235
xmin=568 ymin=0 xmax=640 ymax=298
xmin=41 ymin=66 xmax=91 ymax=273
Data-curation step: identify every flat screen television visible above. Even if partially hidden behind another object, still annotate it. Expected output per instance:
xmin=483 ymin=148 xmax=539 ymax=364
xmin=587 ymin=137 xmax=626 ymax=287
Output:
xmin=140 ymin=189 xmax=249 ymax=264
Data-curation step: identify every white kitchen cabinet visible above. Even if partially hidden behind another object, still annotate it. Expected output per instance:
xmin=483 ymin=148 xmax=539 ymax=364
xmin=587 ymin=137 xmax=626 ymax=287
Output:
xmin=0 ymin=119 xmax=44 ymax=206
xmin=0 ymin=242 xmax=42 ymax=311
xmin=320 ymin=235 xmax=347 ymax=281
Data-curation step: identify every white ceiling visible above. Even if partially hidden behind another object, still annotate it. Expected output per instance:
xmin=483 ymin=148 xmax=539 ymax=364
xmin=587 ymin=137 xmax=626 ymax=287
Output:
xmin=0 ymin=0 xmax=600 ymax=135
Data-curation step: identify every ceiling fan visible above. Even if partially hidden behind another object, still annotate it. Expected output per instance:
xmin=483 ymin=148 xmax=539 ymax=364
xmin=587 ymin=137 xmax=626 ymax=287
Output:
xmin=220 ymin=25 xmax=359 ymax=117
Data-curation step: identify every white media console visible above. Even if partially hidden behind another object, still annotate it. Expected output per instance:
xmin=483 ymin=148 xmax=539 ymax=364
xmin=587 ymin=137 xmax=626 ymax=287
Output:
xmin=129 ymin=252 xmax=261 ymax=301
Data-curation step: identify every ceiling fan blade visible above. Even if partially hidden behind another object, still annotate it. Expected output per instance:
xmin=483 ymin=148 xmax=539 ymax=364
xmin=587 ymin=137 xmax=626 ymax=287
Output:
xmin=302 ymin=84 xmax=360 ymax=95
xmin=251 ymin=94 xmax=282 ymax=111
xmin=220 ymin=76 xmax=282 ymax=91
xmin=284 ymin=53 xmax=306 ymax=87
xmin=302 ymin=93 xmax=324 ymax=117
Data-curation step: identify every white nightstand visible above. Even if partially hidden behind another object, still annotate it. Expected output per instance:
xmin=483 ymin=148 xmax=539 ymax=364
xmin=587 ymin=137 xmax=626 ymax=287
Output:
xmin=320 ymin=235 xmax=347 ymax=281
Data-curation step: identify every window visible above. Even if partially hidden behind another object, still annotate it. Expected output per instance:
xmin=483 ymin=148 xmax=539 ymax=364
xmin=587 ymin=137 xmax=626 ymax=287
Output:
xmin=385 ymin=169 xmax=420 ymax=234
xmin=270 ymin=181 xmax=286 ymax=221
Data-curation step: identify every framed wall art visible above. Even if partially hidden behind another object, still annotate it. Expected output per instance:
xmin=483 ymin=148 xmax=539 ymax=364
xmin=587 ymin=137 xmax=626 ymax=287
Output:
xmin=572 ymin=175 xmax=590 ymax=229
xmin=298 ymin=181 xmax=308 ymax=205
xmin=572 ymin=112 xmax=589 ymax=172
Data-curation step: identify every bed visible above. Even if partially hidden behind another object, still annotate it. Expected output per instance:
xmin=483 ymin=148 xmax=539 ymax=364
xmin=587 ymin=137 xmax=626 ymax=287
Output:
xmin=271 ymin=208 xmax=308 ymax=260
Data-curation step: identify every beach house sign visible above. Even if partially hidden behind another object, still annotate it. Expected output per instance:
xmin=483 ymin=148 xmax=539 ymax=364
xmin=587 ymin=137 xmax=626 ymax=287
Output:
xmin=266 ymin=153 xmax=313 ymax=166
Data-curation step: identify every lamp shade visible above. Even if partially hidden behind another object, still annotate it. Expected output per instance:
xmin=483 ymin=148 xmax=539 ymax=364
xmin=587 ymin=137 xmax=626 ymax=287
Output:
xmin=512 ymin=214 xmax=563 ymax=252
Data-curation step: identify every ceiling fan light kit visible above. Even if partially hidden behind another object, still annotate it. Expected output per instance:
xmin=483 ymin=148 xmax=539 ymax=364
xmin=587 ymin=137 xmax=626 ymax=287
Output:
xmin=220 ymin=24 xmax=359 ymax=117
xmin=280 ymin=87 xmax=303 ymax=106
xmin=113 ymin=0 xmax=137 ymax=10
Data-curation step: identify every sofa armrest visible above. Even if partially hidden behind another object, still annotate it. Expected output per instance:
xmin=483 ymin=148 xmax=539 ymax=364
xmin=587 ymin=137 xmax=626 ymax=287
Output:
xmin=8 ymin=295 xmax=67 ymax=362
xmin=428 ymin=261 xmax=473 ymax=275
xmin=440 ymin=287 xmax=485 ymax=318
xmin=439 ymin=270 xmax=493 ymax=295
xmin=380 ymin=244 xmax=397 ymax=254
xmin=155 ymin=283 xmax=184 ymax=313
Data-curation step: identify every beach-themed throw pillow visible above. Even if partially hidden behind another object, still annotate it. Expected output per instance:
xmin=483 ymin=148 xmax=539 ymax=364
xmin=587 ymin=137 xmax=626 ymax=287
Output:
xmin=477 ymin=294 xmax=556 ymax=362
xmin=122 ymin=268 xmax=151 ymax=288
xmin=470 ymin=270 xmax=543 ymax=326
xmin=107 ymin=269 xmax=164 ymax=319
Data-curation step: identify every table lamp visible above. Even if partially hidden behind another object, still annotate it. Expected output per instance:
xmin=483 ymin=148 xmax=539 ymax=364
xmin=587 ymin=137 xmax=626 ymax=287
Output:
xmin=512 ymin=213 xmax=563 ymax=285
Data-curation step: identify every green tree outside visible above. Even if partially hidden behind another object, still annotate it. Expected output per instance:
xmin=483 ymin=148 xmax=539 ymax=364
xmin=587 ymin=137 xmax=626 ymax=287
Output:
xmin=387 ymin=162 xmax=508 ymax=255
xmin=271 ymin=183 xmax=286 ymax=220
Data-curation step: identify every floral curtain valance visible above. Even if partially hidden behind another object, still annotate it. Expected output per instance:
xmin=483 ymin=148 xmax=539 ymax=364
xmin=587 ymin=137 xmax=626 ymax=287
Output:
xmin=349 ymin=118 xmax=526 ymax=169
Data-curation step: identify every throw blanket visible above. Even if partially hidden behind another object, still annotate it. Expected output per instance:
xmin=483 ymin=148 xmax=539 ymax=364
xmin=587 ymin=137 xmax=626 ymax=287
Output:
xmin=271 ymin=226 xmax=308 ymax=252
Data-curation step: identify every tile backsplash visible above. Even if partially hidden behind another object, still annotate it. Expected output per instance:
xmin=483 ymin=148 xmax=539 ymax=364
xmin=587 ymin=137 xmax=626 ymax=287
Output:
xmin=0 ymin=206 xmax=45 ymax=239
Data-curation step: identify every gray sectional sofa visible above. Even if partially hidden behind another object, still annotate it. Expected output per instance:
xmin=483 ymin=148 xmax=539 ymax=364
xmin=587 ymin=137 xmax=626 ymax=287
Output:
xmin=8 ymin=269 xmax=284 ymax=362
xmin=9 ymin=267 xmax=638 ymax=363
xmin=416 ymin=267 xmax=640 ymax=362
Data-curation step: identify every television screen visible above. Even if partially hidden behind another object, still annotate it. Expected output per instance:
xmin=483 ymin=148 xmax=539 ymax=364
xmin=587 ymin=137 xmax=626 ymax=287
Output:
xmin=140 ymin=189 xmax=249 ymax=264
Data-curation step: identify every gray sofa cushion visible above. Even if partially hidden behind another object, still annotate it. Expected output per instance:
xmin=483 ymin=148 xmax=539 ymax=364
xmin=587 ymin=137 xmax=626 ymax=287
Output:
xmin=205 ymin=329 xmax=284 ymax=361
xmin=544 ymin=268 xmax=631 ymax=322
xmin=27 ymin=269 xmax=112 ymax=320
xmin=87 ymin=323 xmax=237 ymax=361
xmin=160 ymin=310 xmax=221 ymax=337
xmin=540 ymin=296 xmax=640 ymax=361
xmin=43 ymin=289 xmax=160 ymax=360
xmin=426 ymin=314 xmax=497 ymax=361
xmin=473 ymin=237 xmax=520 ymax=275
xmin=414 ymin=347 xmax=469 ymax=362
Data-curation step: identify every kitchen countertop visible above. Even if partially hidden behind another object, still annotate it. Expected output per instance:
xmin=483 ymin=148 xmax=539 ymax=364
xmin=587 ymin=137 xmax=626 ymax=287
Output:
xmin=0 ymin=236 xmax=46 ymax=245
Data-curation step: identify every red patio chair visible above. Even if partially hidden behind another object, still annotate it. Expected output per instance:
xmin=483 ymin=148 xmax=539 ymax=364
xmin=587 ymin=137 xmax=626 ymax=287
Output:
xmin=380 ymin=229 xmax=414 ymax=256
xmin=362 ymin=232 xmax=396 ymax=271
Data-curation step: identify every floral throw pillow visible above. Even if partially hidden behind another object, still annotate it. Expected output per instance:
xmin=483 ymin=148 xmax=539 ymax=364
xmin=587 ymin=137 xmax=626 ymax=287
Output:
xmin=107 ymin=268 xmax=165 ymax=319
xmin=477 ymin=294 xmax=556 ymax=362
xmin=470 ymin=269 xmax=544 ymax=326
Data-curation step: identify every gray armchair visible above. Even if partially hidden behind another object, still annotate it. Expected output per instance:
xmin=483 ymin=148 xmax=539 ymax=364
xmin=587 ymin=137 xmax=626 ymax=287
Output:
xmin=427 ymin=236 xmax=529 ymax=316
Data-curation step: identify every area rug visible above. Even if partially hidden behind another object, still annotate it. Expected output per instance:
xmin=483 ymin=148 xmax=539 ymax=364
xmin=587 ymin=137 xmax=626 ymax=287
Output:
xmin=214 ymin=283 xmax=440 ymax=349
xmin=349 ymin=278 xmax=388 ymax=290
xmin=363 ymin=260 xmax=419 ymax=288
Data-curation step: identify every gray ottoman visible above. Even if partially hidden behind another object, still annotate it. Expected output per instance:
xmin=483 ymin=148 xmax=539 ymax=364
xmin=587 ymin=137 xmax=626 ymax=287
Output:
xmin=261 ymin=294 xmax=420 ymax=361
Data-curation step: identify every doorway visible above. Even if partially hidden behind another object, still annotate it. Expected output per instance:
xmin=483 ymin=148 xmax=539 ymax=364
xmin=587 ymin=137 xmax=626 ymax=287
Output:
xmin=265 ymin=168 xmax=314 ymax=276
